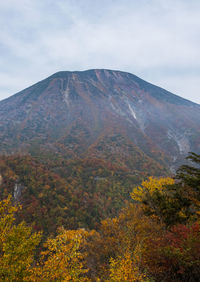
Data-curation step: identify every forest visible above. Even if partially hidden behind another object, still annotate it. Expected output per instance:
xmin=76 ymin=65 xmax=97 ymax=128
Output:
xmin=0 ymin=152 xmax=200 ymax=281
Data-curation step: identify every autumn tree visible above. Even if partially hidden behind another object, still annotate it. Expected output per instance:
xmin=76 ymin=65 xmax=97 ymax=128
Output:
xmin=142 ymin=222 xmax=200 ymax=281
xmin=175 ymin=152 xmax=200 ymax=221
xmin=86 ymin=203 xmax=161 ymax=280
xmin=108 ymin=248 xmax=149 ymax=281
xmin=131 ymin=176 xmax=181 ymax=225
xmin=31 ymin=227 xmax=92 ymax=281
xmin=0 ymin=196 xmax=41 ymax=281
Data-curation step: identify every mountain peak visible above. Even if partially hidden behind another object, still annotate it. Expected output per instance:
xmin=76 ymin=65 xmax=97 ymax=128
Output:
xmin=39 ymin=69 xmax=196 ymax=107
xmin=0 ymin=69 xmax=200 ymax=171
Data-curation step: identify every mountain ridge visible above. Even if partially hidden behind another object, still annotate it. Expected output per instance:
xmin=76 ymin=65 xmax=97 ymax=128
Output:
xmin=0 ymin=69 xmax=200 ymax=173
xmin=1 ymin=69 xmax=198 ymax=106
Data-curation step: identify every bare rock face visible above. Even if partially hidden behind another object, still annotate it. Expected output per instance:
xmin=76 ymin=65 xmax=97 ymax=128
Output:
xmin=13 ymin=183 xmax=23 ymax=201
xmin=0 ymin=69 xmax=200 ymax=171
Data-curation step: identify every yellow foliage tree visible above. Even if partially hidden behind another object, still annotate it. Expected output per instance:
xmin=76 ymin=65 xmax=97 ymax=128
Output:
xmin=131 ymin=177 xmax=187 ymax=226
xmin=0 ymin=195 xmax=41 ymax=281
xmin=88 ymin=203 xmax=162 ymax=280
xmin=108 ymin=249 xmax=149 ymax=282
xmin=31 ymin=227 xmax=91 ymax=281
xmin=131 ymin=176 xmax=174 ymax=202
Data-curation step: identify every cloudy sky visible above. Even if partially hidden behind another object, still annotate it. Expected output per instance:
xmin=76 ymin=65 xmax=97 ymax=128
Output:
xmin=0 ymin=0 xmax=200 ymax=103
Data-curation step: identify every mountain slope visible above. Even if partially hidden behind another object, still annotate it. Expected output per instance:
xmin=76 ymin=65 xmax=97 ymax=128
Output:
xmin=0 ymin=69 xmax=200 ymax=171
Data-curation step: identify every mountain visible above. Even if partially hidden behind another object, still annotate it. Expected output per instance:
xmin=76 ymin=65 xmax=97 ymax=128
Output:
xmin=0 ymin=69 xmax=200 ymax=172
xmin=1 ymin=69 xmax=200 ymax=232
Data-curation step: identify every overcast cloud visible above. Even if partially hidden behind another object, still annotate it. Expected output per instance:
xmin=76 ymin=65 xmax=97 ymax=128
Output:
xmin=0 ymin=0 xmax=200 ymax=103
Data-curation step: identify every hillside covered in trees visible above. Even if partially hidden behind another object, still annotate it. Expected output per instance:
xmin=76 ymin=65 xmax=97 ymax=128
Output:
xmin=1 ymin=152 xmax=200 ymax=281
xmin=0 ymin=153 xmax=165 ymax=234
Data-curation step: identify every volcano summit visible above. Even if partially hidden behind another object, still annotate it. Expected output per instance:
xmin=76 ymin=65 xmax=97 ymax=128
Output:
xmin=1 ymin=69 xmax=200 ymax=172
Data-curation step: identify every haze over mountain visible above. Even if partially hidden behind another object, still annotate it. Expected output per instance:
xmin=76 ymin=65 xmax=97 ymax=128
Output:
xmin=0 ymin=69 xmax=200 ymax=172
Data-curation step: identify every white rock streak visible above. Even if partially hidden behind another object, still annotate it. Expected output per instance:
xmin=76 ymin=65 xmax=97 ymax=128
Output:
xmin=62 ymin=79 xmax=70 ymax=107
xmin=127 ymin=101 xmax=137 ymax=120
xmin=167 ymin=130 xmax=190 ymax=154
xmin=64 ymin=89 xmax=70 ymax=107
xmin=14 ymin=183 xmax=23 ymax=201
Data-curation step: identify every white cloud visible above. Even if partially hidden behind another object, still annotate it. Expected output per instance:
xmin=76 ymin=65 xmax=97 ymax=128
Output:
xmin=0 ymin=0 xmax=200 ymax=103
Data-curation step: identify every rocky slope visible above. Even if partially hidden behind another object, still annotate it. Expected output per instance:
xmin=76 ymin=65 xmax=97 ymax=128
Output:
xmin=0 ymin=69 xmax=200 ymax=171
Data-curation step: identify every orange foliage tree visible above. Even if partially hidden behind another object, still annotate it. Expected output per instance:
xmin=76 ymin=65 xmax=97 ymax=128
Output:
xmin=31 ymin=227 xmax=92 ymax=281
